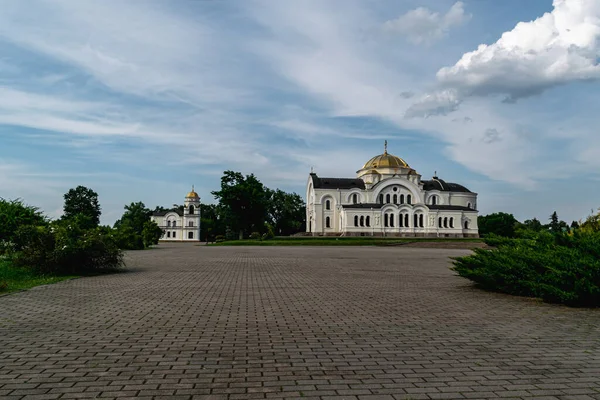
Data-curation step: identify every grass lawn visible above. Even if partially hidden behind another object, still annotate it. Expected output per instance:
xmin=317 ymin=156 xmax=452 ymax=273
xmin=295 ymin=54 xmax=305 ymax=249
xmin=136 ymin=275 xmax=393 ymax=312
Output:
xmin=0 ymin=258 xmax=78 ymax=294
xmin=209 ymin=237 xmax=483 ymax=246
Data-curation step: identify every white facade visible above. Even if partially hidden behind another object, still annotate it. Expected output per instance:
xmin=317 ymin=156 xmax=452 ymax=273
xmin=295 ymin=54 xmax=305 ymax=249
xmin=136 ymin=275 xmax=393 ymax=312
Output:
xmin=306 ymin=144 xmax=479 ymax=237
xmin=151 ymin=187 xmax=201 ymax=241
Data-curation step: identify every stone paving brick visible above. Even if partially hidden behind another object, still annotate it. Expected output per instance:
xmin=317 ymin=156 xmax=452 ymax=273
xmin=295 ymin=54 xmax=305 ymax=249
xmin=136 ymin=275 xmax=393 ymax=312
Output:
xmin=1 ymin=244 xmax=600 ymax=400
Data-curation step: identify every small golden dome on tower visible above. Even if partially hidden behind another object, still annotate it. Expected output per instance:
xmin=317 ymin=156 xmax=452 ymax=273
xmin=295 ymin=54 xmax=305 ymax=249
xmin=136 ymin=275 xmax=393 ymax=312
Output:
xmin=186 ymin=185 xmax=199 ymax=199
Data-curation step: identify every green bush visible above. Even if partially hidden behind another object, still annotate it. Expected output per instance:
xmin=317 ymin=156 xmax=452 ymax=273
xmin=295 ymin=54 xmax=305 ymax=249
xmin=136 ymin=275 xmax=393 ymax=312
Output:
xmin=215 ymin=235 xmax=225 ymax=243
xmin=453 ymin=230 xmax=600 ymax=307
xmin=112 ymin=224 xmax=144 ymax=250
xmin=262 ymin=224 xmax=275 ymax=240
xmin=0 ymin=198 xmax=47 ymax=251
xmin=12 ymin=221 xmax=123 ymax=275
xmin=142 ymin=221 xmax=163 ymax=248
xmin=249 ymin=232 xmax=262 ymax=240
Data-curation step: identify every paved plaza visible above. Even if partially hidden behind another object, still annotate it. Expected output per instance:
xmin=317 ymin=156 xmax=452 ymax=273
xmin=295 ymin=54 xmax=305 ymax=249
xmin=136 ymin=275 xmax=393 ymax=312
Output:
xmin=1 ymin=244 xmax=599 ymax=400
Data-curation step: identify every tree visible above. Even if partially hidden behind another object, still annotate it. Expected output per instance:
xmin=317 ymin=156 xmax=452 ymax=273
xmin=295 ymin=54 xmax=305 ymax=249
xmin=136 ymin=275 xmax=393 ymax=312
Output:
xmin=548 ymin=211 xmax=569 ymax=234
xmin=478 ymin=212 xmax=519 ymax=238
xmin=211 ymin=171 xmax=269 ymax=240
xmin=200 ymin=203 xmax=225 ymax=242
xmin=142 ymin=220 xmax=163 ymax=247
xmin=521 ymin=218 xmax=543 ymax=232
xmin=62 ymin=186 xmax=101 ymax=229
xmin=114 ymin=202 xmax=152 ymax=233
xmin=266 ymin=189 xmax=306 ymax=236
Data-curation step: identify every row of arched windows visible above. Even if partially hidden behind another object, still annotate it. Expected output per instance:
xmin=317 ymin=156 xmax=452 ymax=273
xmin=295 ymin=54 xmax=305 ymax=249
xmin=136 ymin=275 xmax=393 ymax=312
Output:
xmin=354 ymin=215 xmax=371 ymax=227
xmin=438 ymin=217 xmax=455 ymax=228
xmin=379 ymin=193 xmax=412 ymax=205
xmin=167 ymin=220 xmax=176 ymax=227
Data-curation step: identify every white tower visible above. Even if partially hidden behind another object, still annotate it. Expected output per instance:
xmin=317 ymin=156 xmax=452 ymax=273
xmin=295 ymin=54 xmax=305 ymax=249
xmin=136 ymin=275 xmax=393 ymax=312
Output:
xmin=183 ymin=185 xmax=201 ymax=241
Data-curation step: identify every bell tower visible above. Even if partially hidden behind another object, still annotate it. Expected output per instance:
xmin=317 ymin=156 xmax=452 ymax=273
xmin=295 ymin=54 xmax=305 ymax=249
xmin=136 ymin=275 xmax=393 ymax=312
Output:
xmin=183 ymin=185 xmax=201 ymax=241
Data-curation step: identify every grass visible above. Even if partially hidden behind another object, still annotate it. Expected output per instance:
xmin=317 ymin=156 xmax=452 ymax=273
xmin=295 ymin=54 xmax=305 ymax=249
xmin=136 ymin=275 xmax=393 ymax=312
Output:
xmin=209 ymin=236 xmax=483 ymax=246
xmin=0 ymin=258 xmax=78 ymax=294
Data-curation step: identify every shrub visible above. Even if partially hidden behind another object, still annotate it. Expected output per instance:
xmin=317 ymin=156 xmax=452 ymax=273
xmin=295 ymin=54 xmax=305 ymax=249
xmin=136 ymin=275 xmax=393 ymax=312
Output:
xmin=215 ymin=235 xmax=225 ymax=243
xmin=12 ymin=221 xmax=123 ymax=275
xmin=112 ymin=224 xmax=144 ymax=250
xmin=0 ymin=198 xmax=47 ymax=250
xmin=142 ymin=220 xmax=163 ymax=248
xmin=250 ymin=232 xmax=262 ymax=240
xmin=453 ymin=230 xmax=600 ymax=307
xmin=262 ymin=224 xmax=275 ymax=240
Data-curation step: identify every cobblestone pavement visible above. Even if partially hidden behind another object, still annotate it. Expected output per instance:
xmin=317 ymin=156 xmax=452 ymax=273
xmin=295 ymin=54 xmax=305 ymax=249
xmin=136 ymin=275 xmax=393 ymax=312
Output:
xmin=1 ymin=244 xmax=599 ymax=400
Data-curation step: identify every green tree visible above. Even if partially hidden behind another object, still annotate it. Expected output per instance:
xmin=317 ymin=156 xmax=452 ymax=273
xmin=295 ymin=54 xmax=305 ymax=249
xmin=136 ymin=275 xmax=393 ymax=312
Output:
xmin=266 ymin=189 xmax=306 ymax=236
xmin=142 ymin=220 xmax=163 ymax=247
xmin=478 ymin=212 xmax=519 ymax=238
xmin=521 ymin=218 xmax=543 ymax=232
xmin=211 ymin=171 xmax=269 ymax=240
xmin=580 ymin=208 xmax=600 ymax=233
xmin=0 ymin=198 xmax=47 ymax=247
xmin=114 ymin=202 xmax=152 ymax=233
xmin=62 ymin=186 xmax=101 ymax=229
xmin=200 ymin=203 xmax=225 ymax=242
xmin=548 ymin=211 xmax=569 ymax=234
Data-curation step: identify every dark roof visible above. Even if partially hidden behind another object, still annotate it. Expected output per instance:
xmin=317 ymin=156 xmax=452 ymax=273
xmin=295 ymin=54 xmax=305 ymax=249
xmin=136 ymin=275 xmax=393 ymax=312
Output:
xmin=152 ymin=209 xmax=184 ymax=217
xmin=427 ymin=205 xmax=477 ymax=212
xmin=342 ymin=203 xmax=382 ymax=209
xmin=422 ymin=178 xmax=472 ymax=193
xmin=310 ymin=173 xmax=365 ymax=190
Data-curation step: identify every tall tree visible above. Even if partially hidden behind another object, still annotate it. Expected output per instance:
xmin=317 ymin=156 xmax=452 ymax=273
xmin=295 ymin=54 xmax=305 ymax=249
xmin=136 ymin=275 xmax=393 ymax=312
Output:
xmin=478 ymin=212 xmax=519 ymax=238
xmin=200 ymin=203 xmax=225 ymax=241
xmin=62 ymin=186 xmax=101 ymax=229
xmin=211 ymin=171 xmax=269 ymax=239
xmin=114 ymin=202 xmax=152 ymax=233
xmin=266 ymin=189 xmax=306 ymax=236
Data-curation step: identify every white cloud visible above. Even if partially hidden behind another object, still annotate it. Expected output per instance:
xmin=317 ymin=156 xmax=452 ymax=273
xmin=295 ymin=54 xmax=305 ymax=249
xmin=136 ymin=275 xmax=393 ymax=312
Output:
xmin=383 ymin=2 xmax=471 ymax=44
xmin=416 ymin=0 xmax=600 ymax=116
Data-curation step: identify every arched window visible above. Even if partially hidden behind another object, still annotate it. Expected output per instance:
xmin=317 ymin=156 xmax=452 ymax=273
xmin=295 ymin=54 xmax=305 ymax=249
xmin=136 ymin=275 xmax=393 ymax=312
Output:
xmin=390 ymin=214 xmax=394 ymax=227
xmin=450 ymin=217 xmax=454 ymax=228
xmin=326 ymin=216 xmax=331 ymax=228
xmin=354 ymin=215 xmax=359 ymax=227
xmin=384 ymin=213 xmax=389 ymax=227
xmin=188 ymin=232 xmax=194 ymax=239
xmin=467 ymin=202 xmax=472 ymax=209
xmin=464 ymin=220 xmax=469 ymax=229
xmin=414 ymin=214 xmax=418 ymax=228
xmin=393 ymin=194 xmax=397 ymax=204
xmin=419 ymin=214 xmax=424 ymax=228
xmin=189 ymin=205 xmax=195 ymax=214
xmin=431 ymin=196 xmax=437 ymax=205
xmin=407 ymin=195 xmax=412 ymax=204
xmin=172 ymin=231 xmax=176 ymax=238
xmin=439 ymin=217 xmax=443 ymax=228
xmin=352 ymin=193 xmax=358 ymax=204
xmin=188 ymin=221 xmax=194 ymax=227
xmin=386 ymin=194 xmax=391 ymax=204
xmin=400 ymin=194 xmax=405 ymax=204
xmin=325 ymin=199 xmax=331 ymax=210
xmin=399 ymin=213 xmax=404 ymax=227
xmin=379 ymin=194 xmax=384 ymax=204
xmin=443 ymin=217 xmax=448 ymax=228
xmin=172 ymin=221 xmax=176 ymax=227
xmin=167 ymin=220 xmax=171 ymax=227
xmin=167 ymin=231 xmax=171 ymax=238
xmin=360 ymin=216 xmax=364 ymax=227
xmin=405 ymin=214 xmax=409 ymax=227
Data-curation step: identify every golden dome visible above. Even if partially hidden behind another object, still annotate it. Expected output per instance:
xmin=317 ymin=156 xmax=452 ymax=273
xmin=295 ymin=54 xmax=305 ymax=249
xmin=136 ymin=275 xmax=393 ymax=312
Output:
xmin=186 ymin=185 xmax=199 ymax=199
xmin=361 ymin=140 xmax=409 ymax=170
xmin=362 ymin=152 xmax=409 ymax=170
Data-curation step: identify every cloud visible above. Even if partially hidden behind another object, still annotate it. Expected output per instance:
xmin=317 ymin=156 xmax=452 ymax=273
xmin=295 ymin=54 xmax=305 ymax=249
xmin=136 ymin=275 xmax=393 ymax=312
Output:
xmin=383 ymin=2 xmax=471 ymax=44
xmin=404 ymin=89 xmax=462 ymax=118
xmin=413 ymin=0 xmax=600 ymax=116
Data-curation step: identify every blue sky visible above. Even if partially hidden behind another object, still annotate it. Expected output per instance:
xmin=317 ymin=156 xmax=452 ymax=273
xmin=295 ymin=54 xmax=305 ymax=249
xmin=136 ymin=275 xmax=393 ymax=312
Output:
xmin=1 ymin=0 xmax=600 ymax=225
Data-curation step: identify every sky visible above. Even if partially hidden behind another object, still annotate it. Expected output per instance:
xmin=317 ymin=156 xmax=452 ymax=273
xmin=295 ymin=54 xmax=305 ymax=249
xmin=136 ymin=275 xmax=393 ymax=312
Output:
xmin=1 ymin=0 xmax=600 ymax=226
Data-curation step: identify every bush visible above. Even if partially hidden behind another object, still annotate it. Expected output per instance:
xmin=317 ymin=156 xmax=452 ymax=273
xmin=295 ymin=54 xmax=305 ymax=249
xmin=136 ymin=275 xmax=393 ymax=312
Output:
xmin=249 ymin=232 xmax=262 ymax=240
xmin=452 ymin=230 xmax=600 ymax=307
xmin=12 ymin=221 xmax=123 ymax=275
xmin=142 ymin=220 xmax=163 ymax=248
xmin=0 ymin=198 xmax=47 ymax=250
xmin=112 ymin=224 xmax=144 ymax=250
xmin=215 ymin=235 xmax=225 ymax=243
xmin=262 ymin=224 xmax=275 ymax=241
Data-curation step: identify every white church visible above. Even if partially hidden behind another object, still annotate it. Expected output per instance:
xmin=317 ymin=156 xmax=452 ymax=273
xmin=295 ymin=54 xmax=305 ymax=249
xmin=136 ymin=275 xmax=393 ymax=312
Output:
xmin=306 ymin=142 xmax=479 ymax=237
xmin=150 ymin=187 xmax=201 ymax=241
